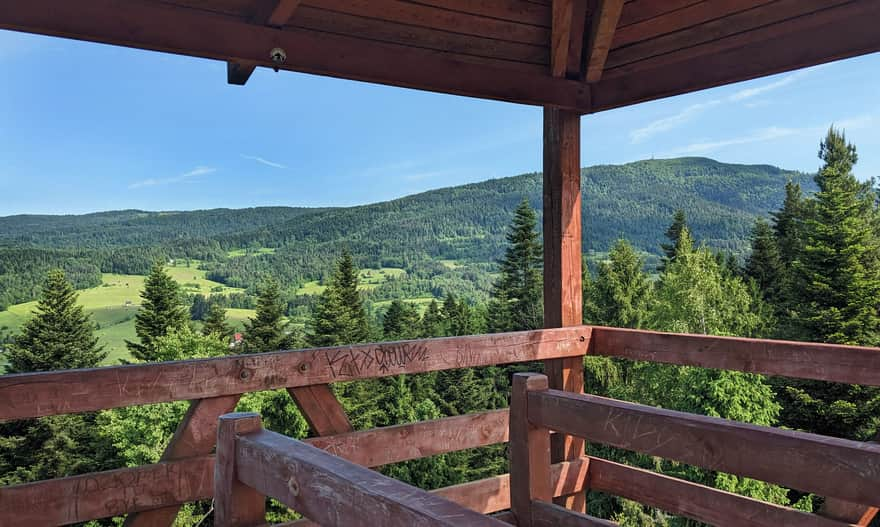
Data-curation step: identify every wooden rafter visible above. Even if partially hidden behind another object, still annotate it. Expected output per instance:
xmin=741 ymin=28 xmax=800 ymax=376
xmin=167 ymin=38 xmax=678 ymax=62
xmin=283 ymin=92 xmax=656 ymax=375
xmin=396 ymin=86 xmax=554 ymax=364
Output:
xmin=583 ymin=0 xmax=624 ymax=82
xmin=550 ymin=0 xmax=589 ymax=79
xmin=227 ymin=0 xmax=303 ymax=85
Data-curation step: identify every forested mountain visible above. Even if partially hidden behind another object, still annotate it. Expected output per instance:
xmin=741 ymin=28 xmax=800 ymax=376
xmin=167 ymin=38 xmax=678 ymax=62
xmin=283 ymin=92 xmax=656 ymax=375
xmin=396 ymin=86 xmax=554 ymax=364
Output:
xmin=0 ymin=157 xmax=813 ymax=309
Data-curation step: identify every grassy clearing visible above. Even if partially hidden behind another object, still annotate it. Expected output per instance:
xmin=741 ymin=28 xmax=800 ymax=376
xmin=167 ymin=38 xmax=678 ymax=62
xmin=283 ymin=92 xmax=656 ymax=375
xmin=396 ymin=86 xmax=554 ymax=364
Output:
xmin=370 ymin=296 xmax=437 ymax=314
xmin=227 ymin=247 xmax=276 ymax=258
xmin=296 ymin=267 xmax=406 ymax=296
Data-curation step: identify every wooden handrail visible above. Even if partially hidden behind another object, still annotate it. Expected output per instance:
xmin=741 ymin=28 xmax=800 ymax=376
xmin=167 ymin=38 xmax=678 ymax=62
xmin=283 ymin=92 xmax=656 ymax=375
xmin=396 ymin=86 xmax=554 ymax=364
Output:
xmin=0 ymin=327 xmax=589 ymax=421
xmin=510 ymin=373 xmax=880 ymax=527
xmin=590 ymin=326 xmax=880 ymax=386
xmin=217 ymin=412 xmax=510 ymax=527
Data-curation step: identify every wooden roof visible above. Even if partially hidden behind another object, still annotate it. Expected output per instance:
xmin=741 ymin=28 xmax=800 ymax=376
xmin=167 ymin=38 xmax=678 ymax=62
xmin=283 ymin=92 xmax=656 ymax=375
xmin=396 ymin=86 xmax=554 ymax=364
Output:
xmin=1 ymin=0 xmax=879 ymax=113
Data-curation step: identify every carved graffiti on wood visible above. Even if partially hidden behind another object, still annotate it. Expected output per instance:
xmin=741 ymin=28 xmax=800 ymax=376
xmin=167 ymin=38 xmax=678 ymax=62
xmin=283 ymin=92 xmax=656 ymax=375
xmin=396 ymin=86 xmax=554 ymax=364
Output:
xmin=324 ymin=343 xmax=430 ymax=378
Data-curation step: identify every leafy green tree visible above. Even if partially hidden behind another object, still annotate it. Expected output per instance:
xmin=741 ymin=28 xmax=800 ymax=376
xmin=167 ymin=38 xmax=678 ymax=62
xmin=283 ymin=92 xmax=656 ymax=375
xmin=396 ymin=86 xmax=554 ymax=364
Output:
xmin=744 ymin=219 xmax=783 ymax=303
xmin=6 ymin=269 xmax=105 ymax=372
xmin=243 ymin=277 xmax=294 ymax=353
xmin=488 ymin=199 xmax=543 ymax=332
xmin=202 ymin=301 xmax=231 ymax=339
xmin=126 ymin=262 xmax=188 ymax=362
xmin=382 ymin=300 xmax=421 ymax=340
xmin=586 ymin=240 xmax=652 ymax=328
xmin=659 ymin=209 xmax=688 ymax=271
xmin=308 ymin=249 xmax=371 ymax=347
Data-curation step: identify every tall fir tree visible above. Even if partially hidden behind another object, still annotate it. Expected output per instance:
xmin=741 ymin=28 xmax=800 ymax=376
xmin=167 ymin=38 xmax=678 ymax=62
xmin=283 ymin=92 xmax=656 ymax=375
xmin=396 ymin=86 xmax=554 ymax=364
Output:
xmin=659 ymin=209 xmax=688 ymax=271
xmin=6 ymin=269 xmax=106 ymax=372
xmin=744 ymin=219 xmax=784 ymax=304
xmin=442 ymin=293 xmax=475 ymax=336
xmin=585 ymin=240 xmax=652 ymax=329
xmin=126 ymin=263 xmax=188 ymax=362
xmin=382 ymin=300 xmax=421 ymax=340
xmin=202 ymin=301 xmax=231 ymax=339
xmin=308 ymin=249 xmax=371 ymax=347
xmin=487 ymin=199 xmax=543 ymax=332
xmin=772 ymin=180 xmax=806 ymax=266
xmin=243 ymin=277 xmax=293 ymax=353
xmin=419 ymin=299 xmax=445 ymax=337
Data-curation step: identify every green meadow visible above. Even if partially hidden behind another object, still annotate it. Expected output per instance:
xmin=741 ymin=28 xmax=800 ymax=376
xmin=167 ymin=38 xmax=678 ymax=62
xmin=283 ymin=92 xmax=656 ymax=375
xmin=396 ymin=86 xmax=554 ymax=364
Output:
xmin=295 ymin=267 xmax=406 ymax=296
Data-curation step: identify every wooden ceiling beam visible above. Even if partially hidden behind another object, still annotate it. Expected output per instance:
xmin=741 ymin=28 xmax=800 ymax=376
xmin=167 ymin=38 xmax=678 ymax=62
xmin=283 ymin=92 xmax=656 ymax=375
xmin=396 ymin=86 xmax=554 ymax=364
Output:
xmin=583 ymin=0 xmax=624 ymax=82
xmin=227 ymin=0 xmax=303 ymax=85
xmin=0 ymin=0 xmax=591 ymax=112
xmin=550 ymin=0 xmax=589 ymax=79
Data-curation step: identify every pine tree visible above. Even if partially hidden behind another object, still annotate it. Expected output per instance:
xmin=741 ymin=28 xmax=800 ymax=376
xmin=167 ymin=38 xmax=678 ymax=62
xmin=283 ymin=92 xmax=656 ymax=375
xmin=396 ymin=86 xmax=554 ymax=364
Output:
xmin=189 ymin=294 xmax=210 ymax=321
xmin=419 ymin=299 xmax=445 ymax=337
xmin=126 ymin=263 xmax=188 ymax=362
xmin=243 ymin=277 xmax=292 ymax=353
xmin=659 ymin=209 xmax=688 ymax=271
xmin=587 ymin=240 xmax=652 ymax=328
xmin=382 ymin=300 xmax=421 ymax=340
xmin=772 ymin=181 xmax=806 ymax=266
xmin=487 ymin=199 xmax=543 ymax=332
xmin=442 ymin=293 xmax=475 ymax=336
xmin=308 ymin=249 xmax=371 ymax=347
xmin=6 ymin=269 xmax=106 ymax=372
xmin=744 ymin=219 xmax=783 ymax=303
xmin=202 ymin=301 xmax=231 ymax=339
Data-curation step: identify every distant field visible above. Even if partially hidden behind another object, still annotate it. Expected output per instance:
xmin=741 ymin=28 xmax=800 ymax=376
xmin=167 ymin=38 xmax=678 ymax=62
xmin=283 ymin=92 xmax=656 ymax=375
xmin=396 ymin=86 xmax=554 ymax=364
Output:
xmin=296 ymin=267 xmax=406 ymax=296
xmin=0 ymin=262 xmax=253 ymax=365
xmin=227 ymin=247 xmax=276 ymax=258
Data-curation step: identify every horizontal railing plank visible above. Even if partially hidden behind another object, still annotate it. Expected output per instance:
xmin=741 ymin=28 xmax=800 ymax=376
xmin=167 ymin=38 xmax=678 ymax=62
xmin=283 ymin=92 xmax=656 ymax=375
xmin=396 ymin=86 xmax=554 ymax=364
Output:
xmin=587 ymin=457 xmax=851 ymax=527
xmin=530 ymin=389 xmax=880 ymax=506
xmin=0 ymin=327 xmax=589 ymax=421
xmin=590 ymin=327 xmax=880 ymax=386
xmin=532 ymin=500 xmax=619 ymax=527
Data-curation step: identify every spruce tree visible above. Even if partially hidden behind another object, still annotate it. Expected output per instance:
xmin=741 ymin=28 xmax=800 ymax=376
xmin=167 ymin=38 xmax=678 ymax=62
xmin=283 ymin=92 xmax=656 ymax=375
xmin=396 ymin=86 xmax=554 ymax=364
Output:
xmin=382 ymin=300 xmax=420 ymax=340
xmin=772 ymin=181 xmax=806 ymax=266
xmin=659 ymin=209 xmax=688 ymax=271
xmin=126 ymin=263 xmax=188 ymax=362
xmin=243 ymin=277 xmax=293 ymax=353
xmin=487 ymin=199 xmax=543 ymax=332
xmin=587 ymin=240 xmax=652 ymax=329
xmin=442 ymin=293 xmax=475 ymax=336
xmin=308 ymin=249 xmax=370 ymax=347
xmin=745 ymin=219 xmax=783 ymax=303
xmin=202 ymin=301 xmax=231 ymax=339
xmin=6 ymin=269 xmax=106 ymax=372
xmin=419 ymin=299 xmax=445 ymax=337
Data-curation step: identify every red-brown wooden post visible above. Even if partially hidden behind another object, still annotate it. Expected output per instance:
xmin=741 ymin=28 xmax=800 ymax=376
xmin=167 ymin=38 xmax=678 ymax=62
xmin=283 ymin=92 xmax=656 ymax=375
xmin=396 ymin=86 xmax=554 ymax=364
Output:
xmin=510 ymin=372 xmax=552 ymax=527
xmin=543 ymin=105 xmax=586 ymax=512
xmin=215 ymin=413 xmax=266 ymax=527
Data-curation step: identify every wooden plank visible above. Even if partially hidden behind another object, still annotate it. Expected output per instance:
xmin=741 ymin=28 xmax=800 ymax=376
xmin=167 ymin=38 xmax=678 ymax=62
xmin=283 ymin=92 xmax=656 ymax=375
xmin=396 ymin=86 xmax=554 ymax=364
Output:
xmin=532 ymin=500 xmax=619 ymax=527
xmin=617 ymin=0 xmax=702 ymax=28
xmin=287 ymin=385 xmax=352 ymax=436
xmin=0 ymin=457 xmax=215 ymax=526
xmin=587 ymin=456 xmax=851 ymax=527
xmin=821 ymin=431 xmax=880 ymax=526
xmin=542 ymin=106 xmax=586 ymax=511
xmin=583 ymin=0 xmax=624 ymax=82
xmin=234 ymin=429 xmax=510 ymax=527
xmin=612 ymin=0 xmax=776 ymax=49
xmin=0 ymin=327 xmax=588 ymax=421
xmin=215 ymin=413 xmax=265 ymax=527
xmin=307 ymin=409 xmax=510 ymax=467
xmin=510 ymin=373 xmax=552 ymax=527
xmin=275 ymin=458 xmax=591 ymax=526
xmin=530 ymin=389 xmax=880 ymax=506
xmin=406 ymin=0 xmax=552 ymax=27
xmin=227 ymin=0 xmax=302 ymax=84
xmin=0 ymin=0 xmax=591 ymax=111
xmin=124 ymin=395 xmax=241 ymax=527
xmin=550 ymin=0 xmax=575 ymax=77
xmin=590 ymin=327 xmax=880 ymax=386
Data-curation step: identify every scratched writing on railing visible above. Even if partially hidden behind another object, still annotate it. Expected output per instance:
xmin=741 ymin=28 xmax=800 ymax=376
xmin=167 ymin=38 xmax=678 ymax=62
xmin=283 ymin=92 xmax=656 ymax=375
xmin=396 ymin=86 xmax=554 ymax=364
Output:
xmin=324 ymin=343 xmax=429 ymax=378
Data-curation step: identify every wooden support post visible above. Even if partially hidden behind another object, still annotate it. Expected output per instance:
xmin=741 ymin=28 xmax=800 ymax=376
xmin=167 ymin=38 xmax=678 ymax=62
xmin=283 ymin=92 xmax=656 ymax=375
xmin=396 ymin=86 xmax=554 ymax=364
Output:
xmin=510 ymin=373 xmax=552 ymax=527
xmin=543 ymin=105 xmax=586 ymax=511
xmin=124 ymin=395 xmax=241 ymax=527
xmin=215 ymin=413 xmax=266 ymax=527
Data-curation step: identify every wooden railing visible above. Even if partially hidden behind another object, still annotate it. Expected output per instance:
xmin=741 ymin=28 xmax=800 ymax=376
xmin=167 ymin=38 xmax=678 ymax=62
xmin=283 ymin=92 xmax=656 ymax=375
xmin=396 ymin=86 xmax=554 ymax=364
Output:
xmin=1 ymin=325 xmax=879 ymax=525
xmin=509 ymin=372 xmax=880 ymax=527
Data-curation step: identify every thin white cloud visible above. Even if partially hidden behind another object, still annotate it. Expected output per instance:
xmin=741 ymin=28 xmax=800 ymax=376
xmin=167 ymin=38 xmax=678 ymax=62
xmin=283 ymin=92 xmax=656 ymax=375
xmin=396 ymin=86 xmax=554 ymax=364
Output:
xmin=129 ymin=166 xmax=216 ymax=189
xmin=240 ymin=154 xmax=286 ymax=169
xmin=728 ymin=71 xmax=805 ymax=101
xmin=630 ymin=100 xmax=721 ymax=143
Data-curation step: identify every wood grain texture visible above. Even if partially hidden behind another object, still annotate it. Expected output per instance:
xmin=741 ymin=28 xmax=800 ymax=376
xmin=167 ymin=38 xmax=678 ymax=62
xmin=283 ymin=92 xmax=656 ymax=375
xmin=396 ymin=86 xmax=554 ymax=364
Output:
xmin=590 ymin=326 xmax=880 ymax=385
xmin=542 ymin=106 xmax=586 ymax=511
xmin=0 ymin=0 xmax=591 ymax=111
xmin=235 ymin=429 xmax=510 ymax=526
xmin=124 ymin=395 xmax=241 ymax=527
xmin=287 ymin=385 xmax=352 ymax=436
xmin=820 ymin=431 xmax=880 ymax=526
xmin=510 ymin=373 xmax=552 ymax=527
xmin=0 ymin=327 xmax=588 ymax=421
xmin=227 ymin=0 xmax=302 ymax=84
xmin=532 ymin=500 xmax=619 ymax=527
xmin=583 ymin=0 xmax=624 ymax=82
xmin=215 ymin=413 xmax=265 ymax=527
xmin=530 ymin=389 xmax=880 ymax=506
xmin=587 ymin=456 xmax=852 ymax=527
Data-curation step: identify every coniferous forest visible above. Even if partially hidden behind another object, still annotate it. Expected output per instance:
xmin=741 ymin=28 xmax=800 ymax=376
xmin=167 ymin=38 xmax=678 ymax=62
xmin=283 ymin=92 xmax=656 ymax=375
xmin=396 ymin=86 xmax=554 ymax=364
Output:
xmin=1 ymin=134 xmax=878 ymax=525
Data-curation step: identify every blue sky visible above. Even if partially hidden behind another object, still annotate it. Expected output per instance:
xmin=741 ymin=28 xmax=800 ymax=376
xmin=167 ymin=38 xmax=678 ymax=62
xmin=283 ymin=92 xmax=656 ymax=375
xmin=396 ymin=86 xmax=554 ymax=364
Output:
xmin=1 ymin=29 xmax=878 ymax=216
